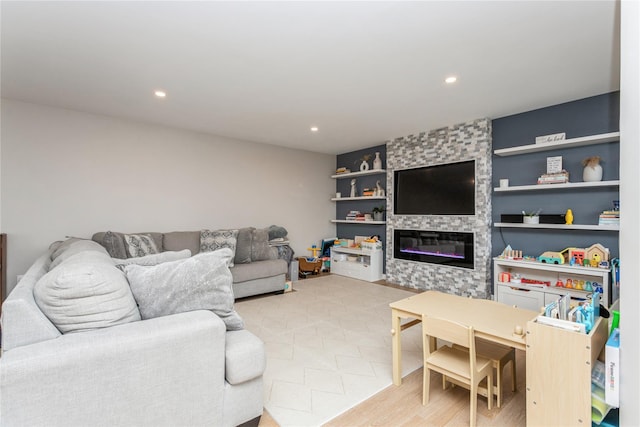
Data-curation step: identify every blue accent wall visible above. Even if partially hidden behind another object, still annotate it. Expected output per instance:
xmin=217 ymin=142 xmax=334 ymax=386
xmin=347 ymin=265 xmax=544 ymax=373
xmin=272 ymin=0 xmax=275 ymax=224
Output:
xmin=491 ymin=92 xmax=620 ymax=263
xmin=335 ymin=144 xmax=387 ymax=270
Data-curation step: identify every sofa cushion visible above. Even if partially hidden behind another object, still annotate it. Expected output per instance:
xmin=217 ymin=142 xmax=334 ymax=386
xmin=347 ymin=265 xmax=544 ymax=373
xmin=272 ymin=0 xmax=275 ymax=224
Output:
xmin=200 ymin=229 xmax=239 ymax=267
xmin=230 ymin=259 xmax=288 ymax=283
xmin=268 ymin=225 xmax=288 ymax=240
xmin=113 ymin=249 xmax=191 ymax=269
xmin=234 ymin=227 xmax=254 ymax=265
xmin=50 ymin=239 xmax=110 ymax=270
xmin=124 ymin=233 xmax=160 ymax=258
xmin=225 ymin=330 xmax=266 ymax=385
xmin=163 ymin=231 xmax=201 ymax=255
xmin=250 ymin=228 xmax=275 ymax=261
xmin=125 ymin=249 xmax=244 ymax=331
xmin=34 ymin=251 xmax=141 ymax=334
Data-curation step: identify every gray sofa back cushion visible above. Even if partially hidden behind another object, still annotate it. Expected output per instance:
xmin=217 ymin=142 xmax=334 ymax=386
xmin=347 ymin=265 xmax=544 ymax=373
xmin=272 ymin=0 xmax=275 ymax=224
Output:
xmin=50 ymin=239 xmax=110 ymax=270
xmin=125 ymin=249 xmax=244 ymax=331
xmin=34 ymin=251 xmax=141 ymax=334
xmin=163 ymin=231 xmax=201 ymax=255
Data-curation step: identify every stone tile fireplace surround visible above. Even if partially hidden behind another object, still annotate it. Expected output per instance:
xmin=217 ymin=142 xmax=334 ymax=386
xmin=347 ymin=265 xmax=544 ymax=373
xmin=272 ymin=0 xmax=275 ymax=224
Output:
xmin=385 ymin=118 xmax=492 ymax=298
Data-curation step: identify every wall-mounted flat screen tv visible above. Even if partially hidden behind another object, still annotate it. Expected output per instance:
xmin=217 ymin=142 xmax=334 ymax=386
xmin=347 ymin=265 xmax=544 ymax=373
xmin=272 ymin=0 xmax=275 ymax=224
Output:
xmin=394 ymin=160 xmax=476 ymax=215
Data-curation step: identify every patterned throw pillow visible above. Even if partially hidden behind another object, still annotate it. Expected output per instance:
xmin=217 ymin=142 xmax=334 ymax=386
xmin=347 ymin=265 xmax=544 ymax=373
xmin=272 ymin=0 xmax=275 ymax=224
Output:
xmin=200 ymin=229 xmax=239 ymax=267
xmin=124 ymin=233 xmax=159 ymax=258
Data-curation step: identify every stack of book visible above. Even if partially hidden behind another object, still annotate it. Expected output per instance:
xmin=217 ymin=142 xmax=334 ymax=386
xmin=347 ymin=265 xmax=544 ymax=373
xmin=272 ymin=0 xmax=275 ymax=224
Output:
xmin=335 ymin=167 xmax=351 ymax=174
xmin=537 ymin=170 xmax=569 ymax=184
xmin=598 ymin=210 xmax=620 ymax=226
xmin=346 ymin=210 xmax=365 ymax=221
xmin=361 ymin=188 xmax=375 ymax=197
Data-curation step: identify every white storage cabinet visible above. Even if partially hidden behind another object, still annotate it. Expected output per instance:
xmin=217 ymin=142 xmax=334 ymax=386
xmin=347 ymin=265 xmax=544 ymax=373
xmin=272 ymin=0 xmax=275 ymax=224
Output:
xmin=494 ymin=258 xmax=611 ymax=311
xmin=331 ymin=246 xmax=383 ymax=282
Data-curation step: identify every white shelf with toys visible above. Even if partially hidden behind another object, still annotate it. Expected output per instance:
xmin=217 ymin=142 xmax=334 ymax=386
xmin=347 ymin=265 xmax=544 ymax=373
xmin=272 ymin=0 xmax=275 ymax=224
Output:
xmin=494 ymin=257 xmax=611 ymax=311
xmin=330 ymin=246 xmax=384 ymax=282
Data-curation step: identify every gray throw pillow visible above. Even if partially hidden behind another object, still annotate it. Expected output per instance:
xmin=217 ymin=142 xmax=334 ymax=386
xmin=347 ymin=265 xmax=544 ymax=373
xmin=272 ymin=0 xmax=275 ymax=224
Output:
xmin=102 ymin=231 xmax=128 ymax=259
xmin=124 ymin=233 xmax=159 ymax=258
xmin=251 ymin=228 xmax=274 ymax=261
xmin=200 ymin=229 xmax=239 ymax=267
xmin=125 ymin=249 xmax=244 ymax=331
xmin=34 ymin=251 xmax=141 ymax=334
xmin=234 ymin=227 xmax=254 ymax=265
xmin=268 ymin=225 xmax=288 ymax=240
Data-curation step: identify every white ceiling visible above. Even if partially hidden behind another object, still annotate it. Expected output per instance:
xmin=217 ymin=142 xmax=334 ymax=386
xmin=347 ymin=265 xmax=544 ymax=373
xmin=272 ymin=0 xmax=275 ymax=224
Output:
xmin=1 ymin=1 xmax=620 ymax=155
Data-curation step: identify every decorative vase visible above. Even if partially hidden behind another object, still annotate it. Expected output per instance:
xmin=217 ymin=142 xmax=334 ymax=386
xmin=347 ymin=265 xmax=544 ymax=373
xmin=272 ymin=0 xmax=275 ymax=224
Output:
xmin=360 ymin=160 xmax=370 ymax=172
xmin=583 ymin=164 xmax=603 ymax=182
xmin=373 ymin=212 xmax=383 ymax=221
xmin=373 ymin=152 xmax=382 ymax=170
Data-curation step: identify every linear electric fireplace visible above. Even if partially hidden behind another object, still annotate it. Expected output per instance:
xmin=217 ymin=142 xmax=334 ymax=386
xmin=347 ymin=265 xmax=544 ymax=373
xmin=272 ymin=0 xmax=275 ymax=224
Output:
xmin=394 ymin=229 xmax=474 ymax=269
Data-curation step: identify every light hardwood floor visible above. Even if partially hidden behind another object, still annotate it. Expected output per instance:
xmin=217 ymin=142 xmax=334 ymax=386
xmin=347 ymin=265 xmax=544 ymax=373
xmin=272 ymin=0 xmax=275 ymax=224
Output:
xmin=259 ymin=349 xmax=527 ymax=427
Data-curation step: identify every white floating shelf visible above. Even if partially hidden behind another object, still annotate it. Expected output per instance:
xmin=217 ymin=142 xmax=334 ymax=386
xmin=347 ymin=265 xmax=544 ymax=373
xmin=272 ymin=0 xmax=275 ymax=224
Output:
xmin=494 ymin=180 xmax=620 ymax=192
xmin=494 ymin=131 xmax=619 ymax=157
xmin=331 ymin=196 xmax=387 ymax=201
xmin=331 ymin=169 xmax=386 ymax=179
xmin=331 ymin=220 xmax=386 ymax=224
xmin=494 ymin=222 xmax=618 ymax=231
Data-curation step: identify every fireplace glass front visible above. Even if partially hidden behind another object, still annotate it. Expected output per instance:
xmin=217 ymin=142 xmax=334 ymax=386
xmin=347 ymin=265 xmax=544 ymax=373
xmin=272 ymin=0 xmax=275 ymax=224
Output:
xmin=393 ymin=229 xmax=474 ymax=269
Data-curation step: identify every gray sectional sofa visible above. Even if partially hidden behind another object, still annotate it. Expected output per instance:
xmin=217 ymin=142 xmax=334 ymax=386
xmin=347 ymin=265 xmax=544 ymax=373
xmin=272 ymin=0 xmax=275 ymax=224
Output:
xmin=0 ymin=232 xmax=274 ymax=426
xmin=92 ymin=227 xmax=289 ymax=299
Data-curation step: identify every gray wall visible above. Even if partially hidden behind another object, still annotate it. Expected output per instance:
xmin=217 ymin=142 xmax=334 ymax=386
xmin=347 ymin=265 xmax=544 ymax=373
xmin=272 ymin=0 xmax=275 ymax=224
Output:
xmin=0 ymin=99 xmax=336 ymax=293
xmin=491 ymin=92 xmax=620 ymax=265
xmin=385 ymin=118 xmax=492 ymax=298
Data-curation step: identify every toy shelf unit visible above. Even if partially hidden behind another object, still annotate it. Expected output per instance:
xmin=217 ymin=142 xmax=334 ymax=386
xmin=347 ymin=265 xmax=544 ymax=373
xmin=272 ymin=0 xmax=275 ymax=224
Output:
xmin=525 ymin=316 xmax=608 ymax=427
xmin=494 ymin=258 xmax=611 ymax=311
xmin=330 ymin=246 xmax=383 ymax=282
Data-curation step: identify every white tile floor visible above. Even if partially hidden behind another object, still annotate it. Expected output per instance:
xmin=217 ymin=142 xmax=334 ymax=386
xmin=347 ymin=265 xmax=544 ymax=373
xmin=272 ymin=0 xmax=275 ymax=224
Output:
xmin=235 ymin=275 xmax=423 ymax=427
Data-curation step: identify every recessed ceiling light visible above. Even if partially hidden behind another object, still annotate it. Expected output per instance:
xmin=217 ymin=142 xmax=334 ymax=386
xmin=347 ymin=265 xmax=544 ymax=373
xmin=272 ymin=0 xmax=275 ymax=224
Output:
xmin=310 ymin=126 xmax=319 ymax=132
xmin=445 ymin=76 xmax=457 ymax=84
xmin=154 ymin=90 xmax=167 ymax=98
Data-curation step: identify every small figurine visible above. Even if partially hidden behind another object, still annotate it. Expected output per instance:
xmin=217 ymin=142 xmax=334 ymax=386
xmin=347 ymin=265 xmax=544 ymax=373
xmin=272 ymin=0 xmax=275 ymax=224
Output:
xmin=565 ymin=209 xmax=574 ymax=225
xmin=375 ymin=180 xmax=385 ymax=197
xmin=350 ymin=179 xmax=357 ymax=198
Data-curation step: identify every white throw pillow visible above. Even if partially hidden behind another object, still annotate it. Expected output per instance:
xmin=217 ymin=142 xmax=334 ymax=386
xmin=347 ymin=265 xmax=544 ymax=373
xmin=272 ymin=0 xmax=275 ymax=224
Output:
xmin=34 ymin=251 xmax=141 ymax=334
xmin=113 ymin=249 xmax=192 ymax=269
xmin=124 ymin=248 xmax=244 ymax=331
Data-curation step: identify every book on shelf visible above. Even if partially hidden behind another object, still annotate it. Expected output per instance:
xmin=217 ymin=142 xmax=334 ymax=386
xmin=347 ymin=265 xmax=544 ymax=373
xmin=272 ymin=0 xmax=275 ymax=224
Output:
xmin=537 ymin=170 xmax=569 ymax=184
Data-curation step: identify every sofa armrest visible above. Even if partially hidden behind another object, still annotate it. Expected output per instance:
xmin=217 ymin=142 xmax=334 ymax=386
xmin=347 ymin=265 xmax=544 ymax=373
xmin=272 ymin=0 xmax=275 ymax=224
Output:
xmin=0 ymin=310 xmax=226 ymax=427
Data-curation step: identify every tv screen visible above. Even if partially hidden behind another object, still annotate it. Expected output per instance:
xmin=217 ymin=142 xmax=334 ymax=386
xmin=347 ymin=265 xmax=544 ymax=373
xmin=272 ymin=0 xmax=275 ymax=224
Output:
xmin=394 ymin=160 xmax=475 ymax=215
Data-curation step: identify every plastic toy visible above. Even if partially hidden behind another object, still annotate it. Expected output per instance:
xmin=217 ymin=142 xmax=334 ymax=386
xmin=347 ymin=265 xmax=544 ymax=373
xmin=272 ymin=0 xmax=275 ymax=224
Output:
xmin=307 ymin=245 xmax=321 ymax=258
xmin=538 ymin=251 xmax=564 ymax=264
xmin=565 ymin=209 xmax=574 ymax=225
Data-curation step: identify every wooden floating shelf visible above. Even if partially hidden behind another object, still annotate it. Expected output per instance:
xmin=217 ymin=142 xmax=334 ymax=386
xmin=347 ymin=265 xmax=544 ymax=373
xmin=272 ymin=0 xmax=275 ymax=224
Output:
xmin=331 ymin=220 xmax=386 ymax=224
xmin=494 ymin=180 xmax=620 ymax=192
xmin=494 ymin=131 xmax=619 ymax=157
xmin=494 ymin=222 xmax=618 ymax=231
xmin=331 ymin=169 xmax=386 ymax=179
